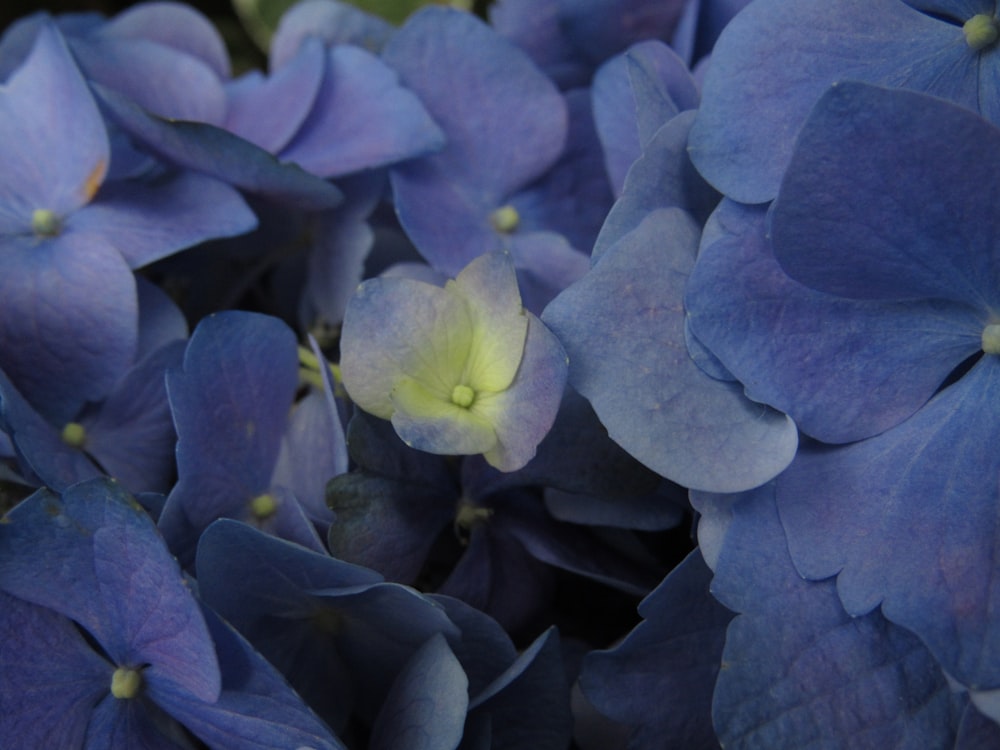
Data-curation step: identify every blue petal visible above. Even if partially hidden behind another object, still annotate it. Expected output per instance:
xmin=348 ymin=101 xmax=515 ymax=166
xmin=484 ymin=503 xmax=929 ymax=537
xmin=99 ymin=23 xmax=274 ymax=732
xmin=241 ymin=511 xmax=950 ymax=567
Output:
xmin=369 ymin=634 xmax=468 ymax=750
xmin=159 ymin=312 xmax=301 ymax=555
xmin=686 ymin=199 xmax=984 ymax=443
xmin=93 ymin=83 xmax=343 ymax=210
xmin=71 ymin=170 xmax=257 ymax=269
xmin=0 ymin=231 xmax=137 ymax=425
xmin=152 ymin=603 xmax=347 ymax=750
xmin=97 ymin=1 xmax=230 ymax=79
xmin=556 ymin=0 xmax=688 ymax=65
xmin=71 ymin=35 xmax=228 ymax=124
xmin=82 ymin=339 xmax=184 ymax=494
xmin=772 ymin=81 xmax=1000 ymax=307
xmin=269 ymin=0 xmax=394 ymax=68
xmin=592 ymin=40 xmax=696 ymax=196
xmin=580 ymin=550 xmax=732 ymax=747
xmin=225 ymin=37 xmax=325 ymax=154
xmin=467 ymin=627 xmax=572 ymax=750
xmin=386 ymin=7 xmax=567 ymax=274
xmin=0 ymin=591 xmax=110 ymax=748
xmin=704 ymin=483 xmax=964 ymax=748
xmin=542 ymin=207 xmax=797 ymax=491
xmin=0 ymin=22 xmax=108 ymax=228
xmin=0 ymin=366 xmax=103 ymax=490
xmin=592 ymin=110 xmax=718 ymax=261
xmin=326 ymin=471 xmax=456 ymax=584
xmin=777 ymin=359 xmax=1000 ymax=689
xmin=688 ymin=0 xmax=978 ymax=203
xmin=0 ymin=479 xmax=221 ymax=702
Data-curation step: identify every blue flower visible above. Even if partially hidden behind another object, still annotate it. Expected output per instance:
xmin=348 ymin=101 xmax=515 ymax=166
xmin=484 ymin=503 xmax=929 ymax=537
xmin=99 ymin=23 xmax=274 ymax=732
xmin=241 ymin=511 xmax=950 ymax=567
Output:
xmin=0 ymin=22 xmax=256 ymax=424
xmin=687 ymin=81 xmax=1000 ymax=696
xmin=0 ymin=478 xmax=344 ymax=749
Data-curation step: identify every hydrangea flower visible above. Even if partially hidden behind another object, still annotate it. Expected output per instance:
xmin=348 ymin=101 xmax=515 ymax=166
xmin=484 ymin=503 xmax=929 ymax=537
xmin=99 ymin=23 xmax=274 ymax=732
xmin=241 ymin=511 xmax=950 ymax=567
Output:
xmin=340 ymin=250 xmax=568 ymax=472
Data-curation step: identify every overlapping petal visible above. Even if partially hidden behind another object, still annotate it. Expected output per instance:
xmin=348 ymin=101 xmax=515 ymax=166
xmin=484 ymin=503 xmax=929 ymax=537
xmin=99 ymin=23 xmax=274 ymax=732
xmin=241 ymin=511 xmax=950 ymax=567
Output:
xmin=688 ymin=0 xmax=988 ymax=203
xmin=543 ymin=207 xmax=796 ymax=491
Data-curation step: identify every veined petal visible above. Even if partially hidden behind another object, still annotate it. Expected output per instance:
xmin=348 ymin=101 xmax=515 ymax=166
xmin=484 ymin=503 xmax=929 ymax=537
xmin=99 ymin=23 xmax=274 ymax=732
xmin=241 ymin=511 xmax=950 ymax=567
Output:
xmin=474 ymin=314 xmax=567 ymax=472
xmin=451 ymin=251 xmax=528 ymax=393
xmin=341 ymin=276 xmax=474 ymax=418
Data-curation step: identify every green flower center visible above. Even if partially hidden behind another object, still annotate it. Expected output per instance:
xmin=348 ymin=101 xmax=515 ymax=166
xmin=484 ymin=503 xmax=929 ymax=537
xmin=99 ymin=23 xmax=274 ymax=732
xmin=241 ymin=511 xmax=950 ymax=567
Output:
xmin=61 ymin=422 xmax=87 ymax=449
xmin=490 ymin=205 xmax=520 ymax=234
xmin=32 ymin=209 xmax=62 ymax=237
xmin=110 ymin=666 xmax=143 ymax=699
xmin=454 ymin=500 xmax=493 ymax=544
xmin=964 ymin=14 xmax=999 ymax=51
xmin=450 ymin=383 xmax=476 ymax=408
xmin=982 ymin=323 xmax=1000 ymax=354
xmin=249 ymin=493 xmax=278 ymax=520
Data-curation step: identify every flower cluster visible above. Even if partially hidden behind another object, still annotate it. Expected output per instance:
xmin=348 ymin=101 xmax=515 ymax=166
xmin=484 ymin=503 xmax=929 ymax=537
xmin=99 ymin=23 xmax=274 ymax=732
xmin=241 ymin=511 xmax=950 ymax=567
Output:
xmin=2 ymin=0 xmax=998 ymax=747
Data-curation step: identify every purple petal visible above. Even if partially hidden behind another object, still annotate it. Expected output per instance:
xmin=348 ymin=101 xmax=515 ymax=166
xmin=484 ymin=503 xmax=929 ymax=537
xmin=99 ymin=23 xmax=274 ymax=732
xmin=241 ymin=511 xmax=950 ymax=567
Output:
xmin=71 ymin=35 xmax=227 ymax=124
xmin=97 ymin=1 xmax=230 ymax=79
xmin=225 ymin=37 xmax=325 ymax=154
xmin=280 ymin=44 xmax=445 ymax=177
